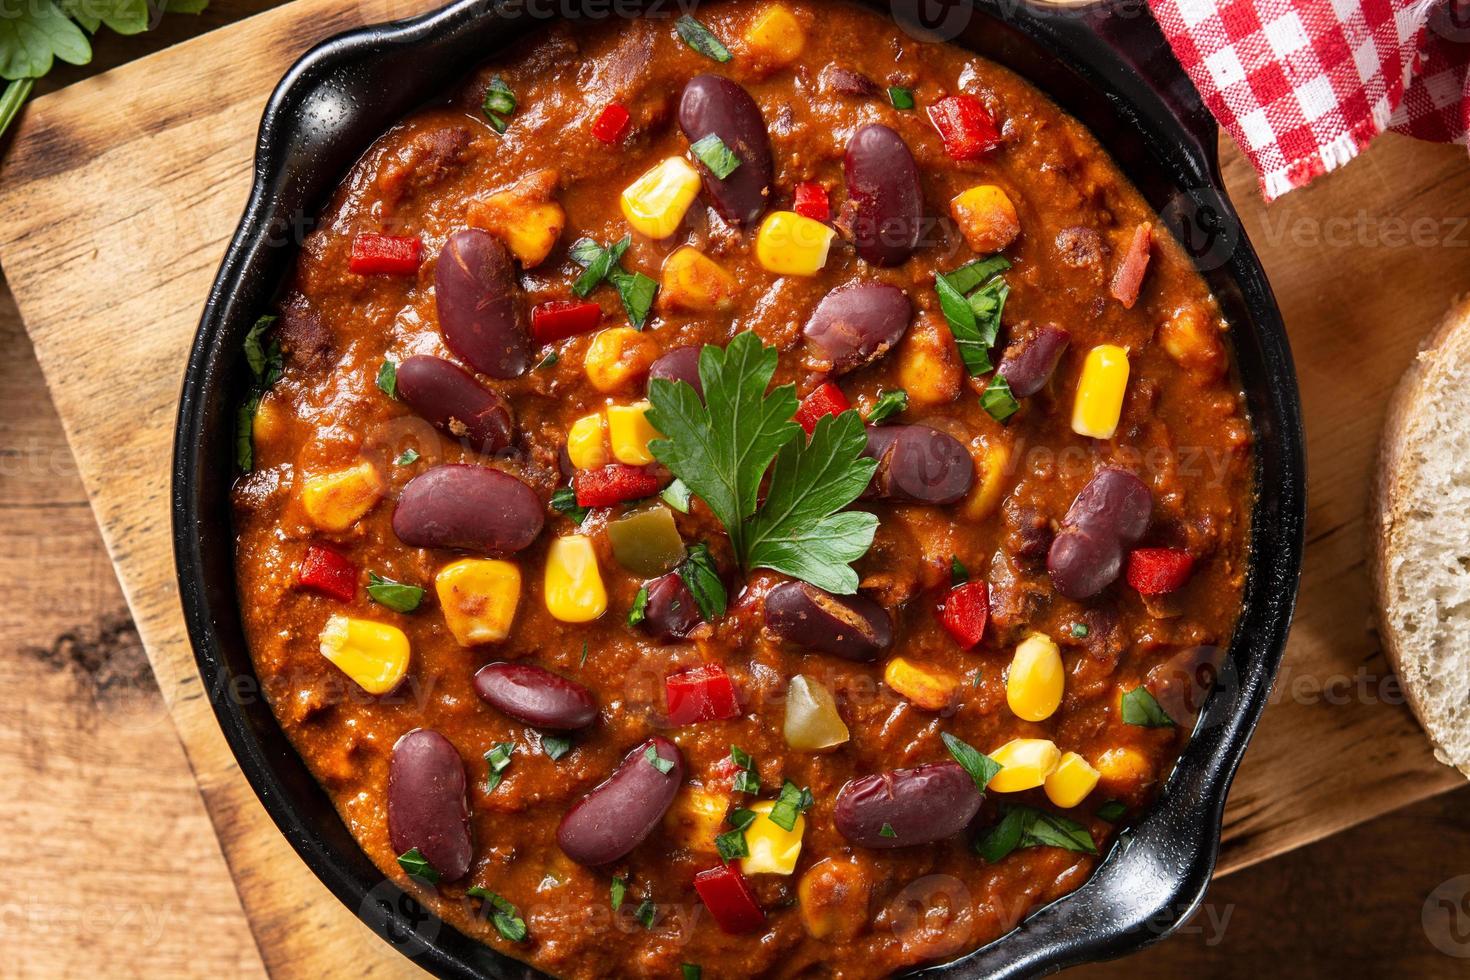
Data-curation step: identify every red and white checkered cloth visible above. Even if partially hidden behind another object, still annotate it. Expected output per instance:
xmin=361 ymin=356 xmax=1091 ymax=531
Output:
xmin=1150 ymin=0 xmax=1470 ymax=199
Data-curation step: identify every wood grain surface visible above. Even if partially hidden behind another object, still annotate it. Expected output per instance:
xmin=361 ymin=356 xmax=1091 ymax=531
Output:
xmin=1 ymin=0 xmax=1468 ymax=975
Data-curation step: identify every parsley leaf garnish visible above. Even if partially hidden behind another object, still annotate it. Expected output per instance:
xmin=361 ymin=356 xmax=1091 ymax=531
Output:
xmin=951 ymin=555 xmax=969 ymax=586
xmin=610 ymin=876 xmax=628 ymax=909
xmin=676 ymin=542 xmax=727 ymax=621
xmin=729 ymin=745 xmax=759 ymax=795
xmin=236 ymin=315 xmax=283 ymax=471
xmin=481 ymin=76 xmax=516 ymax=134
xmin=1120 ymin=687 xmax=1175 ymax=728
xmin=634 ymin=897 xmax=657 ymax=928
xmin=941 ymin=732 xmax=1002 ymax=791
xmin=484 ymin=742 xmax=514 ymax=791
xmin=376 ymin=359 xmax=398 ymax=399
xmin=980 ymin=375 xmax=1020 ymax=422
xmin=879 ymin=823 xmax=897 ymax=838
xmin=551 ymin=485 xmax=589 ymax=525
xmin=397 ymin=847 xmax=439 ymax=885
xmin=627 ymin=586 xmax=650 ymax=627
xmin=935 ymin=256 xmax=1010 ymax=376
xmin=976 ymin=805 xmax=1098 ymax=862
xmin=541 ymin=734 xmax=572 ymax=760
xmin=366 ymin=573 xmax=424 ymax=613
xmin=675 ymin=14 xmax=731 ymax=62
xmin=767 ymin=780 xmax=813 ymax=832
xmin=647 ymin=334 xmax=879 ymax=594
xmin=690 ymin=133 xmax=741 ymax=179
xmin=467 ymin=887 xmax=528 ymax=941
xmin=865 ymin=389 xmax=908 ymax=425
xmin=714 ymin=807 xmax=758 ymax=862
xmin=645 ymin=744 xmax=675 ymax=775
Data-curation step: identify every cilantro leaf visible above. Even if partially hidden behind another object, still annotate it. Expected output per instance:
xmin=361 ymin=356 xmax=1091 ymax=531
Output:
xmin=647 ymin=333 xmax=799 ymax=559
xmin=743 ymin=411 xmax=878 ymax=594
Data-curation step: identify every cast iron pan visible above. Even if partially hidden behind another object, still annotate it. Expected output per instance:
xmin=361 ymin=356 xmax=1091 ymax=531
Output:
xmin=172 ymin=1 xmax=1306 ymax=975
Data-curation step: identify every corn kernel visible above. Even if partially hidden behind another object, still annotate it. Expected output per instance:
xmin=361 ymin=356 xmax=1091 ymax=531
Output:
xmin=665 ymin=786 xmax=730 ymax=852
xmin=566 ymin=413 xmax=608 ymax=470
xmin=318 ymin=613 xmax=409 ymax=695
xmin=963 ymin=439 xmax=1012 ymax=521
xmin=659 ymin=246 xmax=738 ymax=312
xmin=607 ymin=401 xmax=663 ymax=465
xmin=950 ymin=185 xmax=1021 ymax=253
xmin=435 ymin=558 xmax=521 ymax=646
xmin=300 ymin=460 xmax=385 ymax=531
xmin=740 ymin=800 xmax=805 ymax=876
xmin=1044 ymin=752 xmax=1100 ymax=808
xmin=798 ymin=858 xmax=869 ymax=940
xmin=883 ymin=657 xmax=961 ymax=711
xmin=620 ymin=156 xmax=702 ymax=239
xmin=584 ymin=327 xmax=658 ymax=393
xmin=544 ymin=535 xmax=607 ymax=623
xmin=1005 ymin=632 xmax=1064 ymax=722
xmin=897 ymin=316 xmax=962 ymax=407
xmin=1071 ymin=344 xmax=1130 ymax=440
xmin=987 ymin=738 xmax=1062 ymax=793
xmin=755 ymin=210 xmax=836 ymax=276
xmin=1094 ymin=746 xmax=1153 ymax=797
xmin=744 ymin=4 xmax=805 ymax=66
xmin=467 ymin=170 xmax=565 ymax=267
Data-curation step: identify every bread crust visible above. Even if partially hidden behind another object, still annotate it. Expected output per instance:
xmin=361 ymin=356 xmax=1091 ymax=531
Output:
xmin=1372 ymin=293 xmax=1470 ymax=776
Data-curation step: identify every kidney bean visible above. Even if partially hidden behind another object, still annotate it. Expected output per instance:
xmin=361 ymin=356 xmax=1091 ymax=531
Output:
xmin=557 ymin=736 xmax=684 ymax=865
xmin=819 ymin=64 xmax=879 ymax=98
xmin=393 ymin=464 xmax=543 ymax=553
xmin=388 ymin=729 xmax=472 ymax=881
xmin=1047 ymin=468 xmax=1152 ymax=599
xmin=833 ymin=762 xmax=982 ymax=848
xmin=395 ymin=355 xmax=514 ymax=454
xmin=844 ymin=124 xmax=923 ymax=266
xmin=473 ymin=662 xmax=598 ymax=730
xmin=648 ymin=345 xmax=704 ymax=400
xmin=802 ymin=282 xmax=911 ymax=375
xmin=1145 ymin=645 xmax=1223 ymax=726
xmin=679 ymin=75 xmax=773 ymax=227
xmin=640 ymin=572 xmax=701 ymax=641
xmin=997 ymin=325 xmax=1071 ymax=399
xmin=862 ymin=425 xmax=975 ymax=505
xmin=434 ymin=229 xmax=530 ymax=379
xmin=764 ymin=581 xmax=893 ymax=661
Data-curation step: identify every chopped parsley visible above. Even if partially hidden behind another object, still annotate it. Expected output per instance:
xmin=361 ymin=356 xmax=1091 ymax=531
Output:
xmin=714 ymin=807 xmax=758 ymax=862
xmin=730 ymin=745 xmax=760 ymax=795
xmin=865 ymin=388 xmax=908 ymax=424
xmin=676 ymin=542 xmax=727 ymax=621
xmin=627 ymin=586 xmax=650 ymax=627
xmin=395 ymin=448 xmax=420 ymax=466
xmin=366 ymin=573 xmax=424 ymax=613
xmin=551 ymin=485 xmax=589 ymax=525
xmin=690 ymin=134 xmax=741 ymax=179
xmin=980 ymin=375 xmax=1020 ymax=423
xmin=484 ymin=742 xmax=514 ymax=792
xmin=467 ymin=887 xmax=527 ymax=941
xmin=396 ymin=847 xmax=439 ymax=885
xmin=536 ymin=351 xmax=559 ymax=370
xmin=976 ymin=805 xmax=1098 ymax=862
xmin=935 ymin=255 xmax=1011 ymax=376
xmin=541 ymin=734 xmax=572 ymax=760
xmin=887 ymin=86 xmax=914 ymax=109
xmin=941 ymin=732 xmax=1002 ymax=791
xmin=571 ymin=235 xmax=658 ymax=327
xmin=1070 ymin=622 xmax=1090 ymax=638
xmin=645 ymin=744 xmax=676 ymax=775
xmin=634 ymin=896 xmax=657 ymax=929
xmin=951 ymin=555 xmax=969 ymax=586
xmin=879 ymin=823 xmax=897 ymax=838
xmin=768 ymin=780 xmax=813 ymax=832
xmin=1120 ymin=687 xmax=1175 ymax=728
xmin=610 ymin=876 xmax=628 ymax=910
xmin=482 ymin=76 xmax=516 ymax=134
xmin=682 ymin=966 xmax=703 ymax=980
xmin=675 ymin=15 xmax=731 ymax=62
xmin=647 ymin=334 xmax=878 ymax=594
xmin=1096 ymin=800 xmax=1127 ymax=822
xmin=376 ymin=359 xmax=398 ymax=399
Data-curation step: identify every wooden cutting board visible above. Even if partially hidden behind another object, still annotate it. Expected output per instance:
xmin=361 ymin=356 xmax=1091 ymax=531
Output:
xmin=1 ymin=0 xmax=1466 ymax=975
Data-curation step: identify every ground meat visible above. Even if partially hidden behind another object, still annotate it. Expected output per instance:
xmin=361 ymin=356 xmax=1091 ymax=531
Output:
xmin=375 ymin=125 xmax=473 ymax=209
xmin=1002 ymin=498 xmax=1053 ymax=572
xmin=275 ymin=300 xmax=333 ymax=374
xmin=1054 ymin=226 xmax=1110 ymax=285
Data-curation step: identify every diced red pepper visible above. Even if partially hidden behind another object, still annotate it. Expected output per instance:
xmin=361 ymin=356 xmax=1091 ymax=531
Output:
xmin=574 ymin=464 xmax=666 ymax=508
xmin=531 ymin=299 xmax=602 ymax=343
xmin=1126 ymin=548 xmax=1195 ymax=595
xmin=794 ymin=381 xmax=850 ymax=435
xmin=591 ymin=103 xmax=631 ymax=144
xmin=940 ymin=580 xmax=989 ymax=649
xmin=1110 ymin=223 xmax=1153 ymax=309
xmin=792 ymin=181 xmax=830 ymax=223
xmin=926 ymin=94 xmax=1001 ymax=161
xmin=349 ymin=233 xmax=422 ymax=275
xmin=693 ymin=865 xmax=766 ymax=934
xmin=665 ymin=664 xmax=741 ymax=725
xmin=298 ymin=543 xmax=358 ymax=602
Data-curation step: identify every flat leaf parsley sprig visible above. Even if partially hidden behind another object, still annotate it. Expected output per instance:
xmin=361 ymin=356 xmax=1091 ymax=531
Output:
xmin=645 ymin=332 xmax=879 ymax=595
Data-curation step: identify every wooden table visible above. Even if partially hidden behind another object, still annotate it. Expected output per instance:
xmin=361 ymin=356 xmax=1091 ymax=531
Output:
xmin=4 ymin=1 xmax=1470 ymax=976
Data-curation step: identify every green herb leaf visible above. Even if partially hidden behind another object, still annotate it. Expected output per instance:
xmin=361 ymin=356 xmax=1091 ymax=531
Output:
xmin=951 ymin=555 xmax=969 ymax=586
xmin=945 ymin=255 xmax=1011 ymax=294
xmin=743 ymin=411 xmax=879 ymax=594
xmin=648 ymin=334 xmax=800 ymax=559
xmin=976 ymin=805 xmax=1099 ymax=861
xmin=690 ymin=133 xmax=741 ymax=179
xmin=935 ymin=273 xmax=989 ymax=375
xmin=235 ymin=394 xmax=260 ymax=472
xmin=367 ymin=573 xmax=424 ymax=613
xmin=580 ymin=640 xmax=589 ymax=667
xmin=682 ymin=966 xmax=703 ymax=980
xmin=467 ymin=887 xmax=528 ymax=941
xmin=714 ymin=807 xmax=758 ymax=862
xmin=0 ymin=0 xmax=91 ymax=80
xmin=941 ymin=732 xmax=1002 ymax=791
xmin=1120 ymin=687 xmax=1175 ymax=728
xmin=376 ymin=360 xmax=398 ymax=400
xmin=968 ymin=276 xmax=1010 ymax=349
xmin=482 ymin=76 xmax=516 ymax=134
xmin=243 ymin=315 xmax=282 ymax=386
xmin=536 ymin=351 xmax=559 ymax=370
xmin=608 ymin=266 xmax=659 ymax=329
xmin=1070 ymin=622 xmax=1090 ymax=638
xmin=975 ymin=806 xmax=1028 ymax=863
xmin=551 ymin=485 xmax=589 ymax=525
xmin=484 ymin=742 xmax=514 ymax=792
xmin=627 ymin=586 xmax=650 ymax=627
xmin=768 ymin=780 xmax=813 ymax=832
xmin=879 ymin=823 xmax=897 ymax=838
xmin=397 ymin=847 xmax=439 ymax=885
xmin=571 ymin=235 xmax=631 ymax=298
xmin=675 ymin=14 xmax=731 ymax=62
xmin=661 ymin=478 xmax=693 ymax=513
xmin=395 ymin=448 xmax=420 ymax=466
xmin=610 ymin=876 xmax=627 ymax=909
xmin=634 ymin=896 xmax=657 ymax=929
xmin=936 ymin=257 xmax=1011 ymax=376
xmin=730 ymin=745 xmax=759 ymax=794
xmin=865 ymin=389 xmax=909 ymax=425
xmin=0 ymin=78 xmax=34 ymax=141
xmin=676 ymin=542 xmax=728 ymax=621
xmin=645 ymin=744 xmax=675 ymax=775
xmin=541 ymin=734 xmax=572 ymax=760
xmin=887 ymin=86 xmax=914 ymax=109
xmin=980 ymin=375 xmax=1020 ymax=422
xmin=1096 ymin=800 xmax=1127 ymax=822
